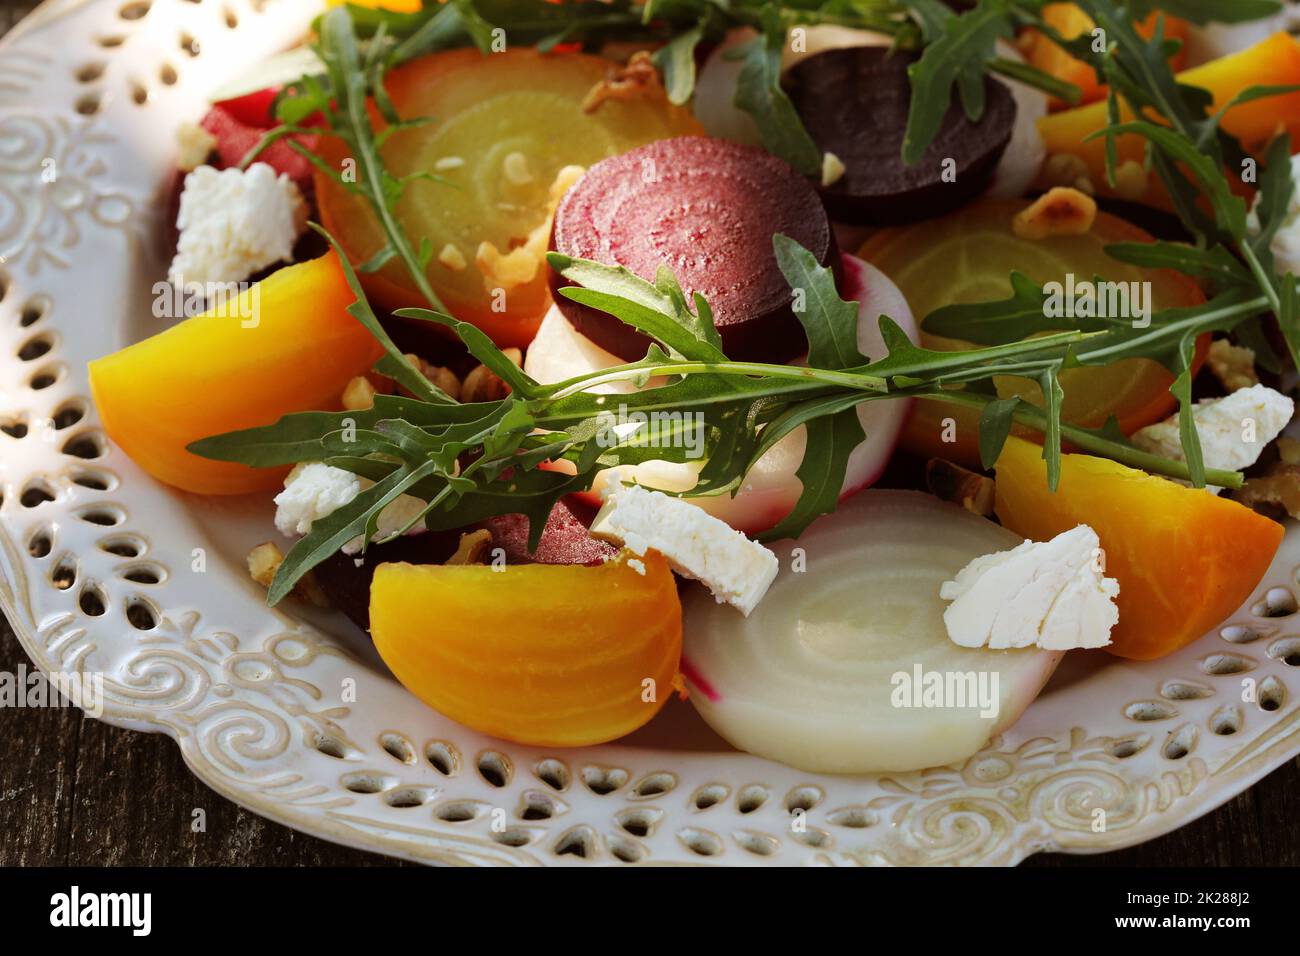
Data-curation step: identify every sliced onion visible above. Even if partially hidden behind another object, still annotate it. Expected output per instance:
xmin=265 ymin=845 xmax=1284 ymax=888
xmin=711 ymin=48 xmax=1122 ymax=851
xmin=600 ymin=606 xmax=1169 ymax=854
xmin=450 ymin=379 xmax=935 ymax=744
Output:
xmin=524 ymin=255 xmax=916 ymax=534
xmin=682 ymin=490 xmax=1064 ymax=774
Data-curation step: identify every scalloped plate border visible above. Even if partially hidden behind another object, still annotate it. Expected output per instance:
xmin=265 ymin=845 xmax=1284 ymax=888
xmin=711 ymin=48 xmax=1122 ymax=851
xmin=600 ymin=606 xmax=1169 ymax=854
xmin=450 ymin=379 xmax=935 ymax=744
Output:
xmin=1 ymin=0 xmax=1298 ymax=867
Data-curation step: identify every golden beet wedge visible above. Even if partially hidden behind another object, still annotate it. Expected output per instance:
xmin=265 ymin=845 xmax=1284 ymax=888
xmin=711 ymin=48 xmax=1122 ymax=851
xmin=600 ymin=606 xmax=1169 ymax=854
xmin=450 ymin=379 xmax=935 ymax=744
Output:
xmin=370 ymin=552 xmax=683 ymax=746
xmin=89 ymin=252 xmax=382 ymax=495
xmin=994 ymin=436 xmax=1284 ymax=661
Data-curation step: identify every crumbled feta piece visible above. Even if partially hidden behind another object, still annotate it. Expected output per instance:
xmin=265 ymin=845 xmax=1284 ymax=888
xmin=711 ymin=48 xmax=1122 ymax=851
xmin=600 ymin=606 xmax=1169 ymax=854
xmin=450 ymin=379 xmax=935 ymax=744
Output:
xmin=169 ymin=162 xmax=307 ymax=290
xmin=273 ymin=462 xmax=428 ymax=553
xmin=274 ymin=463 xmax=361 ymax=537
xmin=940 ymin=525 xmax=1119 ymax=651
xmin=1131 ymin=384 xmax=1294 ymax=492
xmin=1248 ymin=152 xmax=1300 ymax=275
xmin=176 ymin=122 xmax=217 ymax=172
xmin=590 ymin=483 xmax=778 ymax=615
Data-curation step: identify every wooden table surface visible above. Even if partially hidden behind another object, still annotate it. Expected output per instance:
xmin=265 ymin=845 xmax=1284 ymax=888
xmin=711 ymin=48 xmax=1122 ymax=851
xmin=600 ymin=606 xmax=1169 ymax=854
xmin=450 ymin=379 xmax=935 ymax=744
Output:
xmin=0 ymin=0 xmax=1296 ymax=868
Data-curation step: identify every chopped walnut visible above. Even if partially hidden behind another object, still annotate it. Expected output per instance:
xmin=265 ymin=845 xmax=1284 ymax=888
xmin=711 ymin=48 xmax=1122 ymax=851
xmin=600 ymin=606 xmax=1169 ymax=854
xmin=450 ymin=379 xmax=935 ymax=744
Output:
xmin=176 ymin=122 xmax=217 ymax=172
xmin=1206 ymin=338 xmax=1259 ymax=393
xmin=461 ymin=348 xmax=522 ymax=404
xmin=1041 ymin=153 xmax=1093 ymax=195
xmin=247 ymin=542 xmax=328 ymax=606
xmin=581 ymin=50 xmax=664 ymax=114
xmin=393 ymin=353 xmax=461 ymax=402
xmin=476 ymin=164 xmax=586 ymax=293
xmin=925 ymin=458 xmax=996 ymax=517
xmin=342 ymin=375 xmax=376 ymax=410
xmin=1012 ymin=187 xmax=1097 ymax=240
xmin=1232 ymin=462 xmax=1300 ymax=520
xmin=445 ymin=528 xmax=494 ymax=565
xmin=1277 ymin=436 xmax=1300 ymax=465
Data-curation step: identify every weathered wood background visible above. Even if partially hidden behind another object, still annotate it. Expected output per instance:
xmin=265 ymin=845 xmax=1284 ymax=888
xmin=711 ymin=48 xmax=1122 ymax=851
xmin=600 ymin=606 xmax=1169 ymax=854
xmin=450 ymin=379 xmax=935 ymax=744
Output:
xmin=0 ymin=0 xmax=1295 ymax=867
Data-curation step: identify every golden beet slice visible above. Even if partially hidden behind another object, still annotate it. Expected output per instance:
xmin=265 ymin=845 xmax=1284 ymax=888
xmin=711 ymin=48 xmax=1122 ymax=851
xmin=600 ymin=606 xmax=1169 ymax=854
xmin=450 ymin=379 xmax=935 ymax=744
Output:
xmin=994 ymin=436 xmax=1284 ymax=661
xmin=370 ymin=552 xmax=682 ymax=747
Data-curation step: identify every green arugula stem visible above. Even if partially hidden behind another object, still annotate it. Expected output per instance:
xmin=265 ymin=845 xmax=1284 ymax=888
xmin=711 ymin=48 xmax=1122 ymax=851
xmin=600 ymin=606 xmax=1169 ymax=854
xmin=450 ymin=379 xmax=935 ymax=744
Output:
xmin=920 ymin=389 xmax=1245 ymax=489
xmin=544 ymin=359 xmax=889 ymax=399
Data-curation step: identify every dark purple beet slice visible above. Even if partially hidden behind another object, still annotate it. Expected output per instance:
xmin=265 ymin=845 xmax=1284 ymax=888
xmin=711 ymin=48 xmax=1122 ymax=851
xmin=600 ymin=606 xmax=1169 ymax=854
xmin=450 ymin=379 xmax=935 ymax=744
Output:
xmin=784 ymin=48 xmax=1016 ymax=226
xmin=482 ymin=496 xmax=617 ymax=567
xmin=312 ymin=498 xmax=614 ymax=632
xmin=550 ymin=136 xmax=837 ymax=363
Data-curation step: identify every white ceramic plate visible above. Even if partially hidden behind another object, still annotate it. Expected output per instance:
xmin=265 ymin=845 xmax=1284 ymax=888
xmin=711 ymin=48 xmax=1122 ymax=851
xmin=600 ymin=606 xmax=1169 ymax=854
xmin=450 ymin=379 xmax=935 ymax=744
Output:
xmin=2 ymin=0 xmax=1298 ymax=867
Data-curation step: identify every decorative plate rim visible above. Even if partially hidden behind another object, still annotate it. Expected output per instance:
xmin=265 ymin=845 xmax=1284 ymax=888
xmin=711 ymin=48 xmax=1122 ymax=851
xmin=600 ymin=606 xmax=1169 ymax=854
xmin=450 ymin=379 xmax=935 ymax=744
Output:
xmin=1 ymin=0 xmax=1298 ymax=867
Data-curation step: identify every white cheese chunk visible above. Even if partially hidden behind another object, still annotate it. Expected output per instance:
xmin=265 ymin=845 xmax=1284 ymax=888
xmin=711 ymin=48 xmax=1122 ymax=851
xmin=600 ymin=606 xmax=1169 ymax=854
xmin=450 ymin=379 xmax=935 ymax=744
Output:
xmin=273 ymin=462 xmax=427 ymax=554
xmin=590 ymin=483 xmax=778 ymax=616
xmin=939 ymin=525 xmax=1119 ymax=651
xmin=169 ymin=162 xmax=307 ymax=290
xmin=1130 ymin=384 xmax=1294 ymax=492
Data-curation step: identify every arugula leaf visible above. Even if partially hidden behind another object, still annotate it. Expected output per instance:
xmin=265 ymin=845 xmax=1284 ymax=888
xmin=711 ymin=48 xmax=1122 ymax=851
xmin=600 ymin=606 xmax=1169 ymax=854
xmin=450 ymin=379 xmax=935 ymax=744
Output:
xmin=772 ymin=233 xmax=865 ymax=369
xmin=310 ymin=224 xmax=454 ymax=403
xmin=732 ymin=17 xmax=822 ymax=176
xmin=1170 ymin=330 xmax=1207 ymax=487
xmin=977 ymin=396 xmax=1020 ymax=470
xmin=1124 ymin=0 xmax=1282 ymax=24
xmin=653 ymin=23 xmax=705 ymax=105
xmin=901 ymin=2 xmax=1010 ymax=165
xmin=758 ymin=408 xmax=865 ymax=541
xmin=547 ymin=252 xmax=726 ymax=361
xmin=1104 ymin=241 xmax=1251 ymax=288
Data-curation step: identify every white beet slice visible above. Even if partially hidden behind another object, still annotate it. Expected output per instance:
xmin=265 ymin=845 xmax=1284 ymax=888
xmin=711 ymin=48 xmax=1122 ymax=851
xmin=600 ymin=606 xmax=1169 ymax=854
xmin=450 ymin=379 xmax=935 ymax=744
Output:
xmin=681 ymin=490 xmax=1064 ymax=774
xmin=524 ymin=255 xmax=915 ymax=534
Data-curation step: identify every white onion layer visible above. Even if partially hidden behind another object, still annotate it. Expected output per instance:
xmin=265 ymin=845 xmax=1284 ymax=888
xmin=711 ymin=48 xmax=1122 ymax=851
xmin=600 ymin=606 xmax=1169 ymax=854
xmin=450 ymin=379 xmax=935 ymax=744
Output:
xmin=681 ymin=490 xmax=1064 ymax=774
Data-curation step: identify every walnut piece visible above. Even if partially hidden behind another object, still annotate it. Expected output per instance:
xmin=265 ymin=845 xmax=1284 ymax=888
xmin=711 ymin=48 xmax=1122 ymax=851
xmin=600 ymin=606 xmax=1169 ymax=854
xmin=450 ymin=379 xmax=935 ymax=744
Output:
xmin=461 ymin=348 xmax=522 ymax=404
xmin=247 ymin=542 xmax=328 ymax=606
xmin=1206 ymin=338 xmax=1259 ymax=393
xmin=925 ymin=458 xmax=996 ymax=516
xmin=1013 ymin=187 xmax=1097 ymax=240
xmin=445 ymin=529 xmax=494 ymax=565
xmin=581 ymin=50 xmax=664 ymax=114
xmin=1231 ymin=462 xmax=1300 ymax=520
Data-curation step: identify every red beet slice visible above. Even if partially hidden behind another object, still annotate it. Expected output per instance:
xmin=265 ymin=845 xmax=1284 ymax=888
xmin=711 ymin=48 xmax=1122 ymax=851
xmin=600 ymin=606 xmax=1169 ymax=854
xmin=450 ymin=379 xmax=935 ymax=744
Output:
xmin=482 ymin=496 xmax=617 ymax=567
xmin=783 ymin=48 xmax=1015 ymax=226
xmin=550 ymin=136 xmax=837 ymax=363
xmin=200 ymin=104 xmax=318 ymax=194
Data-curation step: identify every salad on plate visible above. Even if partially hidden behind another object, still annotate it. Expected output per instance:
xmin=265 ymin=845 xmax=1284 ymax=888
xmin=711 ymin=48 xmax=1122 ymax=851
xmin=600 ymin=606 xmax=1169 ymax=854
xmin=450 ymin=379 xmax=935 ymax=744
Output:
xmin=86 ymin=0 xmax=1300 ymax=774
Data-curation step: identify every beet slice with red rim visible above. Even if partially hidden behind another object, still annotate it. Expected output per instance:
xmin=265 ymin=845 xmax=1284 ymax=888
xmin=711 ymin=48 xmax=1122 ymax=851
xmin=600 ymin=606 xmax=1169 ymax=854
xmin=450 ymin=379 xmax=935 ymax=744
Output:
xmin=550 ymin=136 xmax=837 ymax=363
xmin=784 ymin=47 xmax=1016 ymax=226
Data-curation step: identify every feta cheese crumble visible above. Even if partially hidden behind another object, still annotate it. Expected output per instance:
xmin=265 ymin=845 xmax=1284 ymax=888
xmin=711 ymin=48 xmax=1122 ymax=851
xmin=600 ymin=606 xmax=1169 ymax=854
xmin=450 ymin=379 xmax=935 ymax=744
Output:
xmin=1131 ymin=384 xmax=1294 ymax=492
xmin=273 ymin=462 xmax=427 ymax=554
xmin=940 ymin=525 xmax=1119 ymax=651
xmin=590 ymin=483 xmax=778 ymax=616
xmin=169 ymin=162 xmax=307 ymax=290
